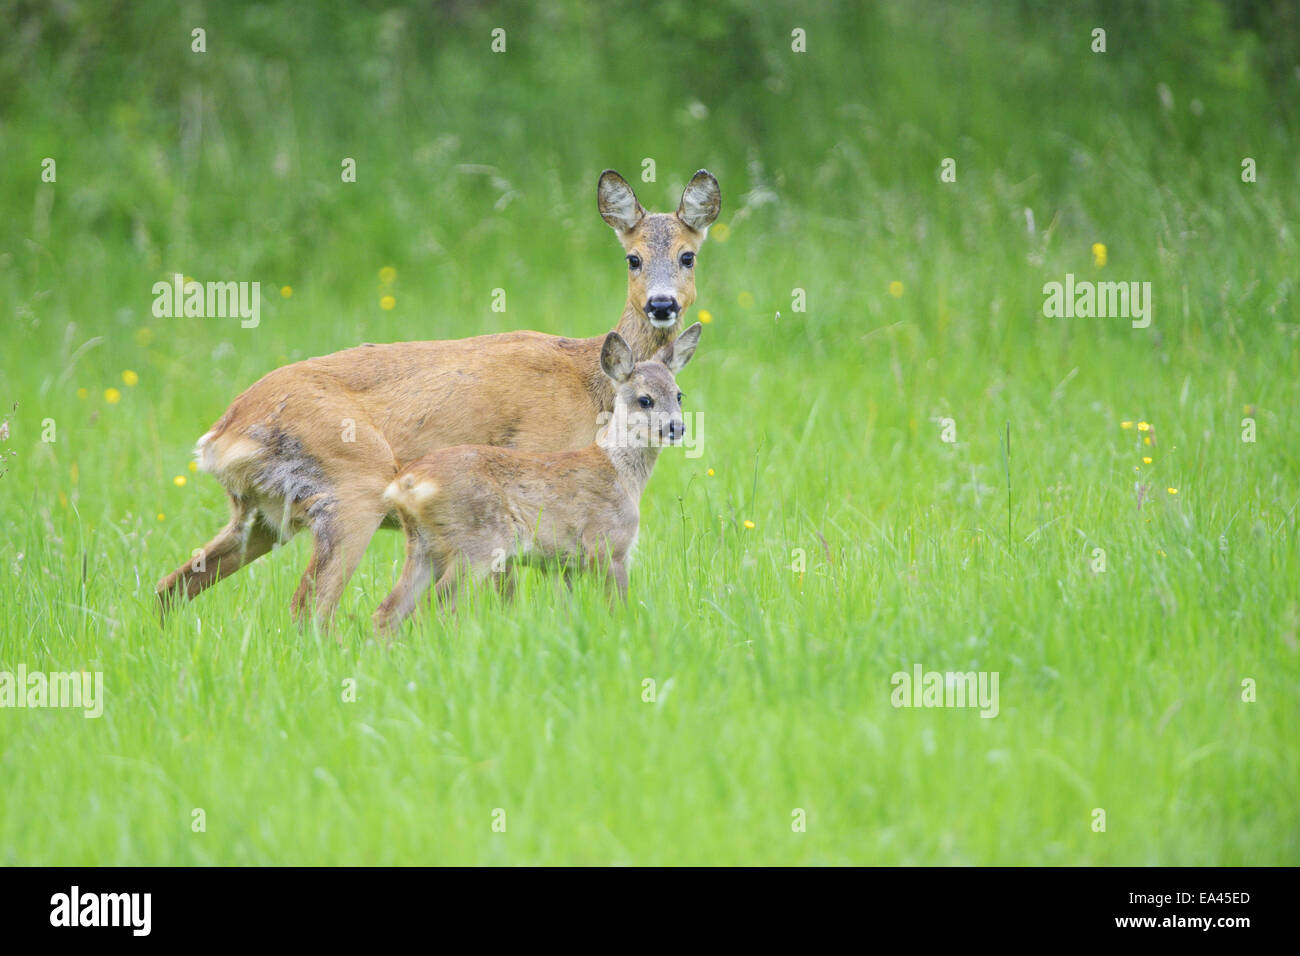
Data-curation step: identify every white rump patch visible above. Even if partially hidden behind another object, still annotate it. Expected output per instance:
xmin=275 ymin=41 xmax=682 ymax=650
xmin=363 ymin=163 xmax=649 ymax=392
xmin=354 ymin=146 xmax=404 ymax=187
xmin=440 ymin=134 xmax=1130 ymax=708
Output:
xmin=385 ymin=476 xmax=437 ymax=509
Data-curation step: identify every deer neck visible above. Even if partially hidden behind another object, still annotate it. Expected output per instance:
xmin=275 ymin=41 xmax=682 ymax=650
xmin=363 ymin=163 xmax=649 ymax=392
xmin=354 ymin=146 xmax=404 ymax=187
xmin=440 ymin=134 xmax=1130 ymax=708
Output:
xmin=614 ymin=301 xmax=677 ymax=364
xmin=595 ymin=425 xmax=661 ymax=501
xmin=586 ymin=303 xmax=679 ymax=413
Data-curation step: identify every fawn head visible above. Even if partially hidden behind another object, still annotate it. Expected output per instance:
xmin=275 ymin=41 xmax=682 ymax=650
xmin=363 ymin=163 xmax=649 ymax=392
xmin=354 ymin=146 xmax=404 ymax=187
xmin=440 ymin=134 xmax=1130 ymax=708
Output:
xmin=599 ymin=323 xmax=701 ymax=449
xmin=598 ymin=169 xmax=721 ymax=330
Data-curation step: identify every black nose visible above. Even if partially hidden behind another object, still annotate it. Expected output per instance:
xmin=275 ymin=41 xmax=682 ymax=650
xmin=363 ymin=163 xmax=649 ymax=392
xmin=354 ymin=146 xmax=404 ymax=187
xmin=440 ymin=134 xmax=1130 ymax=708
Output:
xmin=666 ymin=420 xmax=685 ymax=441
xmin=646 ymin=296 xmax=678 ymax=320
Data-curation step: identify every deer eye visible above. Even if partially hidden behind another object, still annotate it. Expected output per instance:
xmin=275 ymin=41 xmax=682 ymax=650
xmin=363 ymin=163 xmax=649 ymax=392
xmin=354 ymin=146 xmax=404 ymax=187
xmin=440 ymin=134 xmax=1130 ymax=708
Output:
xmin=677 ymin=392 xmax=684 ymax=403
xmin=627 ymin=254 xmax=642 ymax=270
xmin=638 ymin=396 xmax=653 ymax=408
xmin=680 ymin=251 xmax=695 ymax=268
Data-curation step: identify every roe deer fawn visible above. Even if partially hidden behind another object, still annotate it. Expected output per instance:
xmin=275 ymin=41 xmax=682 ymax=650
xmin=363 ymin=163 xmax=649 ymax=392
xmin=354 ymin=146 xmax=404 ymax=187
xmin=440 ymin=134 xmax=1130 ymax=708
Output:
xmin=156 ymin=169 xmax=720 ymax=627
xmin=371 ymin=323 xmax=700 ymax=634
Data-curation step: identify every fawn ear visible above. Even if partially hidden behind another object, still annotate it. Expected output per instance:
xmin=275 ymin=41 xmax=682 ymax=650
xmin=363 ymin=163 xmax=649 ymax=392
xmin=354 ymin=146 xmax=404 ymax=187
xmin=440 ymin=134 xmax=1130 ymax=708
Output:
xmin=677 ymin=170 xmax=720 ymax=232
xmin=598 ymin=170 xmax=645 ymax=234
xmin=653 ymin=322 xmax=702 ymax=374
xmin=600 ymin=331 xmax=635 ymax=383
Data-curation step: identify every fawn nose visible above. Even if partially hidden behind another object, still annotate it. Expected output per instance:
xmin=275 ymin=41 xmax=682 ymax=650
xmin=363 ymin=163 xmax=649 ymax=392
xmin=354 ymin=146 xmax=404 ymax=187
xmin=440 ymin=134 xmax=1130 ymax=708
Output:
xmin=664 ymin=419 xmax=685 ymax=442
xmin=646 ymin=295 xmax=679 ymax=323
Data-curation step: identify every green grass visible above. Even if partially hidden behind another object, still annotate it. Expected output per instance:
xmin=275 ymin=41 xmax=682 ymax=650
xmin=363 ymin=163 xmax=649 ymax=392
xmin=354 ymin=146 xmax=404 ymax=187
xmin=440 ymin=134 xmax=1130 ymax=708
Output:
xmin=1 ymin=0 xmax=1297 ymax=864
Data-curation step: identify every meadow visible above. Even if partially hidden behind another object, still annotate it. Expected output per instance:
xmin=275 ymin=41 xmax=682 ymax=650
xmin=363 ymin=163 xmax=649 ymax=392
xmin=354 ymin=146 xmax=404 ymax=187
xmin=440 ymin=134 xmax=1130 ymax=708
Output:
xmin=0 ymin=0 xmax=1296 ymax=864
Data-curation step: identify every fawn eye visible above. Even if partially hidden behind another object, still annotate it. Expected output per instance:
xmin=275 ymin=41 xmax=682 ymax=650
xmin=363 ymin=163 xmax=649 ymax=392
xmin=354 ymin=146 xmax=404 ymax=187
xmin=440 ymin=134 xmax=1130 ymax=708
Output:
xmin=677 ymin=392 xmax=684 ymax=404
xmin=680 ymin=251 xmax=695 ymax=268
xmin=638 ymin=396 xmax=653 ymax=409
xmin=627 ymin=254 xmax=642 ymax=270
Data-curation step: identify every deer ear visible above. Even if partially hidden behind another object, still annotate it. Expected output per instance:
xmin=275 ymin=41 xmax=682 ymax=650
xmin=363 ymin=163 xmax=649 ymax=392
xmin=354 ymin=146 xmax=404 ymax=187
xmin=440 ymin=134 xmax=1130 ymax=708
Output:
xmin=600 ymin=331 xmax=635 ymax=383
xmin=598 ymin=170 xmax=645 ymax=234
xmin=677 ymin=170 xmax=720 ymax=232
xmin=653 ymin=322 xmax=702 ymax=374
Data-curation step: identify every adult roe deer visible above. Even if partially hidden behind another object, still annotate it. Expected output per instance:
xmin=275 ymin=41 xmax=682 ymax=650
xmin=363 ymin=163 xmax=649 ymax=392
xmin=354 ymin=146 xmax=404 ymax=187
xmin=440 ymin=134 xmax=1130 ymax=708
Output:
xmin=156 ymin=169 xmax=721 ymax=626
xmin=371 ymin=324 xmax=700 ymax=634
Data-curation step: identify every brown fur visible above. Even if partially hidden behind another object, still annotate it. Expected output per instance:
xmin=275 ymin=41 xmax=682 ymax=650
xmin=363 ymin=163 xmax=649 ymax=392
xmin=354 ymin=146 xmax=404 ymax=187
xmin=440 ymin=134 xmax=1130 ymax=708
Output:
xmin=372 ymin=325 xmax=701 ymax=634
xmin=156 ymin=169 xmax=720 ymax=627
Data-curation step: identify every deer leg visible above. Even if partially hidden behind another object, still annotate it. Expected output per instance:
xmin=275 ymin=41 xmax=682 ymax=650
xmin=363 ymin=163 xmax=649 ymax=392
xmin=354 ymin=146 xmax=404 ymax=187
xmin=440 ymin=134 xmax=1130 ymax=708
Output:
xmin=431 ymin=557 xmax=490 ymax=617
xmin=581 ymin=534 xmax=628 ymax=609
xmin=606 ymin=557 xmax=630 ymax=607
xmin=493 ymin=565 xmax=517 ymax=604
xmin=156 ymin=496 xmax=279 ymax=622
xmin=293 ymin=494 xmax=387 ymax=630
xmin=290 ymin=550 xmax=319 ymax=621
xmin=372 ymin=531 xmax=442 ymax=637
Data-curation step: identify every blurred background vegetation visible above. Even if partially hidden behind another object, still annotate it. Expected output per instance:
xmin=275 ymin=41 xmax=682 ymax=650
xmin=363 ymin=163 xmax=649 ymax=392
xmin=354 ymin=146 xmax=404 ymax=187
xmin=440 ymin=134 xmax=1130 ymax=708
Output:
xmin=1 ymin=1 xmax=1294 ymax=365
